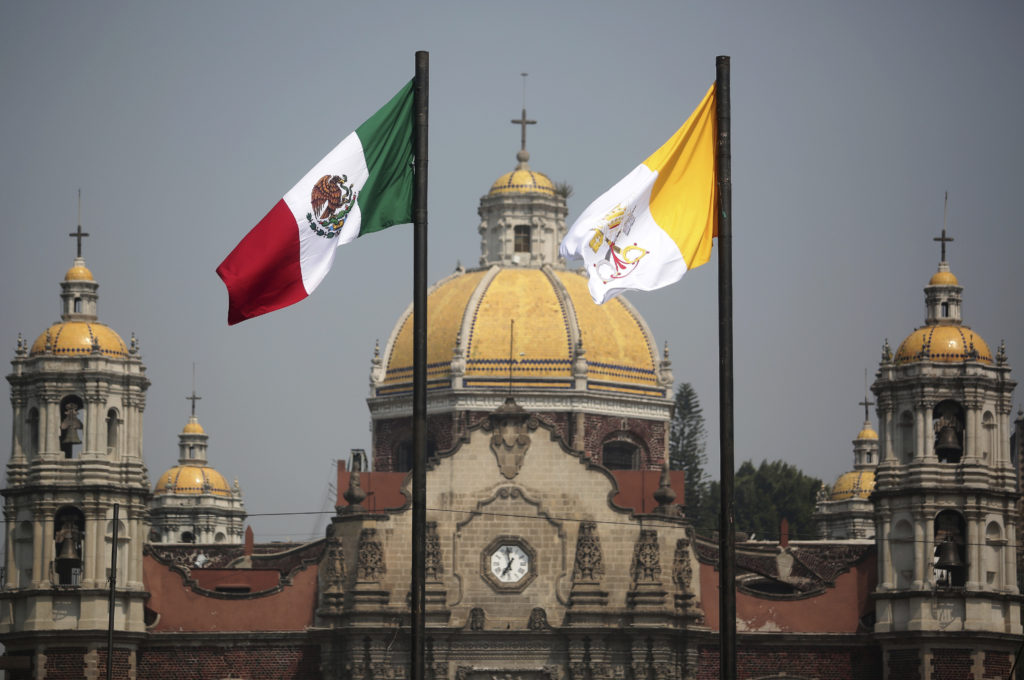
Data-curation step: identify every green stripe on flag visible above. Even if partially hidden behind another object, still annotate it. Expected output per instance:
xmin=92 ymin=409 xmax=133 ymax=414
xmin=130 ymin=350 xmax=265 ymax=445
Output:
xmin=355 ymin=79 xmax=415 ymax=235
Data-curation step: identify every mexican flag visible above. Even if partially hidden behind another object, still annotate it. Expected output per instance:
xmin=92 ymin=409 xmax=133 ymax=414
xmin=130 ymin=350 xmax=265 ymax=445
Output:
xmin=217 ymin=80 xmax=415 ymax=325
xmin=559 ymin=84 xmax=717 ymax=304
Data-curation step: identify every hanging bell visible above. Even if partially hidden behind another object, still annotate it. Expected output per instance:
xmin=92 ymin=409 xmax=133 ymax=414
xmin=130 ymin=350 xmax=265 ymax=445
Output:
xmin=934 ymin=539 xmax=963 ymax=571
xmin=935 ymin=425 xmax=962 ymax=461
xmin=56 ymin=534 xmax=80 ymax=569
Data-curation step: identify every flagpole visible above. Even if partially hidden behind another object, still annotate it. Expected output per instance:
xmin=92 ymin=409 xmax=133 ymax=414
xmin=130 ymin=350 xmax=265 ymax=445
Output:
xmin=714 ymin=55 xmax=736 ymax=680
xmin=411 ymin=50 xmax=429 ymax=680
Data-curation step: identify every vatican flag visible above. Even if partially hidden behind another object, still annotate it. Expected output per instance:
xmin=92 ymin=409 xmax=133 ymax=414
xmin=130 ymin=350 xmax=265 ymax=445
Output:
xmin=559 ymin=84 xmax=717 ymax=304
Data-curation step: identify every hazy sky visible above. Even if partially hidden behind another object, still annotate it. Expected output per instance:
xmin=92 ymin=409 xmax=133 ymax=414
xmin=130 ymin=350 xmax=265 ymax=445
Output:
xmin=2 ymin=2 xmax=1022 ymax=542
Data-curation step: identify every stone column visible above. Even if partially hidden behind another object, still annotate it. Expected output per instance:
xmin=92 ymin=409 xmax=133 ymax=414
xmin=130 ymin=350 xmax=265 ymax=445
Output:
xmin=82 ymin=510 xmax=101 ymax=587
xmin=43 ymin=398 xmax=58 ymax=456
xmin=31 ymin=513 xmax=44 ymax=586
xmin=964 ymin=405 xmax=978 ymax=461
xmin=5 ymin=513 xmax=17 ymax=587
xmin=965 ymin=510 xmax=983 ymax=590
xmin=1004 ymin=528 xmax=1019 ymax=594
xmin=881 ymin=406 xmax=894 ymax=462
xmin=912 ymin=512 xmax=926 ymax=589
xmin=915 ymin=405 xmax=928 ymax=461
xmin=878 ymin=510 xmax=893 ymax=590
xmin=41 ymin=513 xmax=55 ymax=585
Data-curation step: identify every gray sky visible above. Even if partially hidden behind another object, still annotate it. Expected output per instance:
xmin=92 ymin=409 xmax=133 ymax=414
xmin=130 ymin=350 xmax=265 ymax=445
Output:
xmin=2 ymin=1 xmax=1022 ymax=542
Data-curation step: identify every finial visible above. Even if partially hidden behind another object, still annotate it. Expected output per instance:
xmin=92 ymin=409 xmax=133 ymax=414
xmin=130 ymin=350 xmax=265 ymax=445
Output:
xmin=997 ymin=339 xmax=1007 ymax=365
xmin=15 ymin=333 xmax=26 ymax=357
xmin=44 ymin=329 xmax=53 ymax=353
xmin=89 ymin=327 xmax=100 ymax=354
xmin=69 ymin=189 xmax=90 ymax=259
xmin=663 ymin=340 xmax=670 ymax=360
xmin=881 ymin=338 xmax=892 ymax=363
xmin=372 ymin=338 xmax=381 ymax=365
xmin=187 ymin=363 xmax=202 ymax=418
xmin=129 ymin=332 xmax=138 ymax=355
xmin=653 ymin=460 xmax=677 ymax=511
xmin=933 ymin=193 xmax=953 ymax=263
xmin=511 ymin=72 xmax=536 ymax=158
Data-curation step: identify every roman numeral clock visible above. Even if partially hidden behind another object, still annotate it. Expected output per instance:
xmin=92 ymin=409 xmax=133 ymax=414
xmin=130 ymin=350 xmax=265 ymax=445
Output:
xmin=482 ymin=536 xmax=537 ymax=592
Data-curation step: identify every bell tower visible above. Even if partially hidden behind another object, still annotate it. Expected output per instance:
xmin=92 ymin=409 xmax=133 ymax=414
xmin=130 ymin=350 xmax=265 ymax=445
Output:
xmin=1 ymin=228 xmax=151 ymax=674
xmin=871 ymin=232 xmax=1020 ymax=677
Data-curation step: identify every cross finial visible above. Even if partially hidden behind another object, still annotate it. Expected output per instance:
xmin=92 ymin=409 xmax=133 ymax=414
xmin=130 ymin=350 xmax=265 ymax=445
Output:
xmin=510 ymin=73 xmax=536 ymax=153
xmin=859 ymin=369 xmax=874 ymax=422
xmin=186 ymin=362 xmax=201 ymax=417
xmin=933 ymin=191 xmax=953 ymax=261
xmin=69 ymin=190 xmax=89 ymax=258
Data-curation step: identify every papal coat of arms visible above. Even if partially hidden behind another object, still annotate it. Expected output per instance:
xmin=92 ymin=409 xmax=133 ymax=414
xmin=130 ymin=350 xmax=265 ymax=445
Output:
xmin=586 ymin=203 xmax=649 ymax=283
xmin=306 ymin=174 xmax=359 ymax=238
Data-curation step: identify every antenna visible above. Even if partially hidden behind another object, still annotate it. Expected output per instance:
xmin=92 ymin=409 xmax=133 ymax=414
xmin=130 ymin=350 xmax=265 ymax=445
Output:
xmin=521 ymin=72 xmax=528 ymax=110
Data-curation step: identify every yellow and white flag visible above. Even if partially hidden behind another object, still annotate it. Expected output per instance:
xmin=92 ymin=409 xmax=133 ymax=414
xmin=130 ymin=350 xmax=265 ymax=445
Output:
xmin=560 ymin=84 xmax=717 ymax=304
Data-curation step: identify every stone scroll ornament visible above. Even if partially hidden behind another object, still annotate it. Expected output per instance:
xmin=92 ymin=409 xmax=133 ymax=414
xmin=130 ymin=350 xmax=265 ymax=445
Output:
xmin=630 ymin=530 xmax=661 ymax=583
xmin=322 ymin=524 xmax=345 ymax=593
xmin=424 ymin=521 xmax=443 ymax=581
xmin=357 ymin=528 xmax=386 ymax=581
xmin=483 ymin=398 xmax=539 ymax=479
xmin=572 ymin=521 xmax=605 ymax=582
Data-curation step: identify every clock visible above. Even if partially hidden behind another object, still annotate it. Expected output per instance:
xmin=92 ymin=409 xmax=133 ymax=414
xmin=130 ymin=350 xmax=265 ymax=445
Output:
xmin=481 ymin=536 xmax=536 ymax=591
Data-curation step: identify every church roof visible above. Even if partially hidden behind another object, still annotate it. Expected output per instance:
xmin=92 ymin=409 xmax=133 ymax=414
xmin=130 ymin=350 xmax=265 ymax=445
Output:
xmin=829 ymin=469 xmax=875 ymax=501
xmin=895 ymin=324 xmax=992 ymax=365
xmin=155 ymin=465 xmax=233 ymax=497
xmin=376 ymin=266 xmax=663 ymax=397
xmin=30 ymin=321 xmax=128 ymax=358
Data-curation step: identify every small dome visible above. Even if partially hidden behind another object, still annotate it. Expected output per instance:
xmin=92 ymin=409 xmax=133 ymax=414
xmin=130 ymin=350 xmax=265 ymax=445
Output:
xmin=856 ymin=425 xmax=878 ymax=440
xmin=30 ymin=321 xmax=128 ymax=358
xmin=830 ymin=470 xmax=875 ymax=500
xmin=182 ymin=418 xmax=205 ymax=435
xmin=929 ymin=270 xmax=959 ymax=286
xmin=895 ymin=324 xmax=992 ymax=365
xmin=489 ymin=167 xmax=556 ymax=197
xmin=64 ymin=264 xmax=94 ymax=281
xmin=154 ymin=465 xmax=232 ymax=497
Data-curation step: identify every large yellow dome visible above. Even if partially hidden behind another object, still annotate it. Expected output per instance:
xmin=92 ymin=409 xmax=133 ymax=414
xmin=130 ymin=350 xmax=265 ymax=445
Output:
xmin=29 ymin=321 xmax=129 ymax=359
xmin=377 ymin=267 xmax=662 ymax=397
xmin=829 ymin=470 xmax=875 ymax=500
xmin=154 ymin=465 xmax=232 ymax=497
xmin=894 ymin=324 xmax=992 ymax=365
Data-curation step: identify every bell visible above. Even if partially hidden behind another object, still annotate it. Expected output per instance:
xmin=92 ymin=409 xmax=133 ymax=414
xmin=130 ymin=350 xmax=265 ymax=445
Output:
xmin=56 ymin=534 xmax=80 ymax=568
xmin=935 ymin=425 xmax=961 ymax=460
xmin=935 ymin=539 xmax=963 ymax=571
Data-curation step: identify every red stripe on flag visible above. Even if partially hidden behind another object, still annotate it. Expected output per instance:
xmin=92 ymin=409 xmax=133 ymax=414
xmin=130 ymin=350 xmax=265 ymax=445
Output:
xmin=216 ymin=200 xmax=307 ymax=325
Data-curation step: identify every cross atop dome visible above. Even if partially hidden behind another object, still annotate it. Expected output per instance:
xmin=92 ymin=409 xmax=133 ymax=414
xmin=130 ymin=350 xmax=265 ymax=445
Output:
xmin=933 ymin=228 xmax=953 ymax=263
xmin=68 ymin=190 xmax=89 ymax=258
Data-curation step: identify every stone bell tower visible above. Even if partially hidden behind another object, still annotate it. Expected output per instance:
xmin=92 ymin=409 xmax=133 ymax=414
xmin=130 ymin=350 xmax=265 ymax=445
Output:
xmin=871 ymin=231 xmax=1020 ymax=678
xmin=0 ymin=229 xmax=151 ymax=675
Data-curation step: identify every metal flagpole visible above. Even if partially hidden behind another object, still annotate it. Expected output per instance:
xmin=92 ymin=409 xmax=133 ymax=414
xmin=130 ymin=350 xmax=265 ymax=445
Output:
xmin=715 ymin=55 xmax=736 ymax=680
xmin=107 ymin=503 xmax=119 ymax=680
xmin=411 ymin=50 xmax=429 ymax=680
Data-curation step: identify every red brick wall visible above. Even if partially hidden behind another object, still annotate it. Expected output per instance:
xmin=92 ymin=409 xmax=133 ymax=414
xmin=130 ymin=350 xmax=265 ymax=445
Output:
xmin=888 ymin=648 xmax=921 ymax=680
xmin=931 ymin=648 xmax=974 ymax=680
xmin=373 ymin=413 xmax=455 ymax=470
xmin=137 ymin=644 xmax=320 ymax=679
xmin=583 ymin=413 xmax=665 ymax=469
xmin=982 ymin=649 xmax=1011 ymax=679
xmin=39 ymin=648 xmax=134 ymax=680
xmin=696 ymin=644 xmax=882 ymax=680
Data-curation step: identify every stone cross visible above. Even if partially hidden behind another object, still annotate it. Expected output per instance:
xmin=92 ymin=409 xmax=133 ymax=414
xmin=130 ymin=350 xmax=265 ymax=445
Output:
xmin=69 ymin=224 xmax=89 ymax=258
xmin=933 ymin=228 xmax=953 ymax=262
xmin=511 ymin=73 xmax=535 ymax=152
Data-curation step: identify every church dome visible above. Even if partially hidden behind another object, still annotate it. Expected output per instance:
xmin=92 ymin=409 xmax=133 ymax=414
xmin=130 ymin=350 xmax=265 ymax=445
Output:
xmin=377 ymin=266 xmax=662 ymax=397
xmin=154 ymin=465 xmax=232 ymax=497
xmin=29 ymin=321 xmax=129 ymax=359
xmin=182 ymin=418 xmax=205 ymax=434
xmin=64 ymin=263 xmax=94 ymax=281
xmin=829 ymin=470 xmax=875 ymax=501
xmin=894 ymin=324 xmax=992 ymax=365
xmin=929 ymin=269 xmax=958 ymax=286
xmin=488 ymin=150 xmax=556 ymax=197
xmin=856 ymin=424 xmax=878 ymax=440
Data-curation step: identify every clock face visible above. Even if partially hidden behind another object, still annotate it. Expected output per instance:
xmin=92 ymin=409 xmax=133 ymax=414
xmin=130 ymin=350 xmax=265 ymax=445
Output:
xmin=489 ymin=544 xmax=530 ymax=583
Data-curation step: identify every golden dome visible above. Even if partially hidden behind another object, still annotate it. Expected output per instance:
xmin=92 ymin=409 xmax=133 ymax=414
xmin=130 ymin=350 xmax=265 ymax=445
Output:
xmin=182 ymin=419 xmax=205 ymax=435
xmin=929 ymin=270 xmax=958 ymax=286
xmin=894 ymin=324 xmax=992 ymax=365
xmin=29 ymin=321 xmax=128 ymax=358
xmin=856 ymin=425 xmax=878 ymax=440
xmin=829 ymin=470 xmax=875 ymax=500
xmin=489 ymin=168 xmax=556 ymax=197
xmin=64 ymin=264 xmax=94 ymax=281
xmin=378 ymin=267 xmax=661 ymax=397
xmin=154 ymin=465 xmax=232 ymax=497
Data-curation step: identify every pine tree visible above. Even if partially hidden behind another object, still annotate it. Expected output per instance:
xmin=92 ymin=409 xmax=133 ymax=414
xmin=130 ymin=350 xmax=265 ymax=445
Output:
xmin=669 ymin=383 xmax=710 ymax=531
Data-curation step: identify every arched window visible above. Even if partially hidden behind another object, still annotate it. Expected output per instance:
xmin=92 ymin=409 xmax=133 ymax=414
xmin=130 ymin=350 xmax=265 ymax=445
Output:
xmin=106 ymin=408 xmax=120 ymax=456
xmin=181 ymin=531 xmax=196 ymax=544
xmin=898 ymin=411 xmax=914 ymax=463
xmin=73 ymin=297 xmax=82 ymax=314
xmin=982 ymin=411 xmax=996 ymax=461
xmin=984 ymin=521 xmax=1003 ymax=587
xmin=26 ymin=407 xmax=39 ymax=457
xmin=602 ymin=441 xmax=638 ymax=470
xmin=53 ymin=506 xmax=85 ymax=586
xmin=394 ymin=439 xmax=437 ymax=472
xmin=59 ymin=395 xmax=85 ymax=459
xmin=514 ymin=225 xmax=531 ymax=253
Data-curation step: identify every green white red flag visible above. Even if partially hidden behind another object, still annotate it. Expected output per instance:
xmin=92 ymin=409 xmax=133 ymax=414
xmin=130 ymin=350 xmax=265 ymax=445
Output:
xmin=217 ymin=80 xmax=414 ymax=325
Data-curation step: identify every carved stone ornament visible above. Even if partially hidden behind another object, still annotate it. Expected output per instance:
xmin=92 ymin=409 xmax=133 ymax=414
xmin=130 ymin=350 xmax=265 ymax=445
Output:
xmin=672 ymin=537 xmax=692 ymax=591
xmin=425 ymin=521 xmax=443 ymax=581
xmin=527 ymin=607 xmax=549 ymax=630
xmin=483 ymin=397 xmax=539 ymax=479
xmin=357 ymin=528 xmax=386 ymax=581
xmin=572 ymin=521 xmax=605 ymax=582
xmin=322 ymin=525 xmax=345 ymax=593
xmin=468 ymin=606 xmax=486 ymax=630
xmin=630 ymin=530 xmax=661 ymax=583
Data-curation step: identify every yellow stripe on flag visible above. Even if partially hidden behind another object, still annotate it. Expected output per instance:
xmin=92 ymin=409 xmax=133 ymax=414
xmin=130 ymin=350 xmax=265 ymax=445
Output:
xmin=642 ymin=83 xmax=717 ymax=271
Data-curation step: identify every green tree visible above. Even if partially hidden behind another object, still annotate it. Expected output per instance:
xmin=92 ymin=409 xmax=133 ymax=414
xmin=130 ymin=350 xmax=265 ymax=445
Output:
xmin=732 ymin=460 xmax=823 ymax=541
xmin=669 ymin=383 xmax=711 ymax=530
